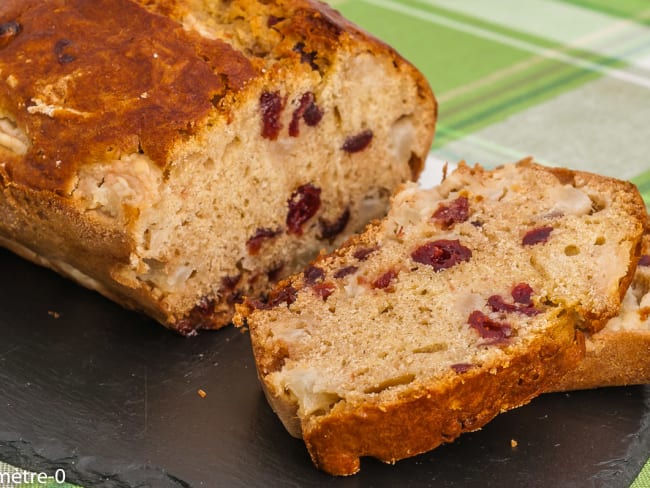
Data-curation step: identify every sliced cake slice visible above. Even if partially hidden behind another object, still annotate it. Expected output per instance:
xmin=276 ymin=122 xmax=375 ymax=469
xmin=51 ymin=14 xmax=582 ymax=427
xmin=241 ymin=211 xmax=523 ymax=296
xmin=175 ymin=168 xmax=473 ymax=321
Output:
xmin=235 ymin=159 xmax=647 ymax=475
xmin=554 ymin=232 xmax=650 ymax=391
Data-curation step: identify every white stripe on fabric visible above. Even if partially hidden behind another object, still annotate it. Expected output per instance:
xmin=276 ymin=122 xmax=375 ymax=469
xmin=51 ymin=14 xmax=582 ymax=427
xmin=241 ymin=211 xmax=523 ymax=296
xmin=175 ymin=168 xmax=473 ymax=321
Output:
xmin=360 ymin=0 xmax=650 ymax=89
xmin=421 ymin=0 xmax=650 ymax=71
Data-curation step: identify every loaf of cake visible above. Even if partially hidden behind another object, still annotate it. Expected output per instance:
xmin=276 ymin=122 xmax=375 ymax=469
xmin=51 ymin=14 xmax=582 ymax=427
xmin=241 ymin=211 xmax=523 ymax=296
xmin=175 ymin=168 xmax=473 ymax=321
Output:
xmin=554 ymin=233 xmax=650 ymax=391
xmin=235 ymin=160 xmax=647 ymax=475
xmin=0 ymin=0 xmax=435 ymax=334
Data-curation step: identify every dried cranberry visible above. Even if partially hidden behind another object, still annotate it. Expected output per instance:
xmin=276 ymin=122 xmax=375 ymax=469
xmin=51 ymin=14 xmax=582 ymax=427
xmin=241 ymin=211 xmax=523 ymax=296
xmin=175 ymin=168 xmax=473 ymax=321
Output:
xmin=433 ymin=196 xmax=470 ymax=229
xmin=312 ymin=282 xmax=335 ymax=301
xmin=488 ymin=295 xmax=518 ymax=314
xmin=54 ymin=39 xmax=75 ymax=64
xmin=411 ymin=240 xmax=472 ymax=271
xmin=488 ymin=284 xmax=540 ymax=316
xmin=451 ymin=363 xmax=474 ymax=374
xmin=289 ymin=92 xmax=323 ymax=137
xmin=226 ymin=290 xmax=244 ymax=305
xmin=195 ymin=296 xmax=215 ymax=315
xmin=372 ymin=269 xmax=398 ymax=289
xmin=173 ymin=296 xmax=217 ymax=335
xmin=334 ymin=265 xmax=358 ymax=279
xmin=522 ymin=226 xmax=553 ymax=246
xmin=267 ymin=15 xmax=284 ymax=27
xmin=511 ymin=283 xmax=534 ymax=305
xmin=174 ymin=319 xmax=199 ymax=337
xmin=286 ymin=184 xmax=321 ymax=235
xmin=468 ymin=310 xmax=512 ymax=341
xmin=319 ymin=207 xmax=350 ymax=240
xmin=639 ymin=255 xmax=650 ymax=267
xmin=353 ymin=246 xmax=378 ymax=261
xmin=342 ymin=130 xmax=373 ymax=153
xmin=260 ymin=91 xmax=284 ymax=140
xmin=254 ymin=285 xmax=297 ymax=310
xmin=0 ymin=21 xmax=21 ymax=49
xmin=293 ymin=42 xmax=319 ymax=70
xmin=303 ymin=265 xmax=325 ymax=285
xmin=221 ymin=274 xmax=241 ymax=290
xmin=266 ymin=264 xmax=284 ymax=282
xmin=246 ymin=227 xmax=281 ymax=255
xmin=303 ymin=101 xmax=323 ymax=126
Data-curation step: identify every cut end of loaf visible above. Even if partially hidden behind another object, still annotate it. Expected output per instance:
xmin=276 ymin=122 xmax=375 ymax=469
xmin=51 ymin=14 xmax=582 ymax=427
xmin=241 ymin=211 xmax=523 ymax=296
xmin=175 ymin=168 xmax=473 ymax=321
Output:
xmin=0 ymin=0 xmax=436 ymax=334
xmin=552 ymin=233 xmax=650 ymax=391
xmin=239 ymin=159 xmax=647 ymax=474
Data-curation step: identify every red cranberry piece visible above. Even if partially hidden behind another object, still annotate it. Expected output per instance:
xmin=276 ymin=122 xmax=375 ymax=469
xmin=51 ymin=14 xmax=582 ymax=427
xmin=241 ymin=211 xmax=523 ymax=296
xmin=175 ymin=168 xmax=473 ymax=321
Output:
xmin=286 ymin=184 xmax=321 ymax=235
xmin=372 ymin=269 xmax=398 ymax=290
xmin=260 ymin=91 xmax=284 ymax=140
xmin=312 ymin=282 xmax=335 ymax=301
xmin=226 ymin=290 xmax=244 ymax=305
xmin=289 ymin=92 xmax=323 ymax=137
xmin=267 ymin=15 xmax=284 ymax=27
xmin=522 ymin=226 xmax=553 ymax=246
xmin=433 ymin=196 xmax=470 ymax=229
xmin=293 ymin=42 xmax=318 ymax=70
xmin=221 ymin=274 xmax=241 ymax=290
xmin=353 ymin=246 xmax=378 ymax=261
xmin=0 ymin=21 xmax=21 ymax=49
xmin=511 ymin=283 xmax=534 ymax=305
xmin=254 ymin=285 xmax=297 ymax=310
xmin=468 ymin=310 xmax=512 ymax=341
xmin=334 ymin=265 xmax=358 ymax=279
xmin=246 ymin=227 xmax=282 ymax=255
xmin=639 ymin=255 xmax=650 ymax=267
xmin=411 ymin=240 xmax=472 ymax=271
xmin=174 ymin=296 xmax=217 ymax=335
xmin=304 ymin=265 xmax=325 ymax=285
xmin=342 ymin=130 xmax=373 ymax=153
xmin=303 ymin=101 xmax=323 ymax=127
xmin=451 ymin=363 xmax=474 ymax=374
xmin=319 ymin=207 xmax=350 ymax=240
xmin=489 ymin=284 xmax=540 ymax=316
xmin=488 ymin=295 xmax=518 ymax=313
xmin=174 ymin=320 xmax=199 ymax=337
xmin=267 ymin=264 xmax=285 ymax=282
xmin=54 ymin=39 xmax=75 ymax=64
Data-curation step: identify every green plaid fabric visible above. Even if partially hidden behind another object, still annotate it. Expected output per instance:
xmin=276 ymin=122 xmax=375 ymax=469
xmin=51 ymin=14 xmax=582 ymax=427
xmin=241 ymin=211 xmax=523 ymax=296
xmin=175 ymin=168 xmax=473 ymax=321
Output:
xmin=632 ymin=462 xmax=650 ymax=488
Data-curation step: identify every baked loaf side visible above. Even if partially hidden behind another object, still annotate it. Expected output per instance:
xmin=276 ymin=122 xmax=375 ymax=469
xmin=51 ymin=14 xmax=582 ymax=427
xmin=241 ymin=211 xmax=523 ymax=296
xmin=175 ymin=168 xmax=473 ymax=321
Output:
xmin=554 ymin=233 xmax=650 ymax=391
xmin=235 ymin=160 xmax=647 ymax=475
xmin=0 ymin=0 xmax=436 ymax=333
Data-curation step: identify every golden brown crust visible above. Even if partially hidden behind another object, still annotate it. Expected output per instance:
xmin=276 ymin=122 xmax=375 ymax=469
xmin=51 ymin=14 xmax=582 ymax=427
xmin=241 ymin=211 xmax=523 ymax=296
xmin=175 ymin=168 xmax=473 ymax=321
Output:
xmin=552 ymin=330 xmax=650 ymax=391
xmin=0 ymin=0 xmax=257 ymax=193
xmin=304 ymin=330 xmax=584 ymax=475
xmin=0 ymin=0 xmax=434 ymax=193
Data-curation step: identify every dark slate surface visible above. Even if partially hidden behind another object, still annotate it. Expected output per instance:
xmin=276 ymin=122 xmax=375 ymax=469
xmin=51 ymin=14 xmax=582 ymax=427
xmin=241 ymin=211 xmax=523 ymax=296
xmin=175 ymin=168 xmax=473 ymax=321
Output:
xmin=0 ymin=247 xmax=649 ymax=488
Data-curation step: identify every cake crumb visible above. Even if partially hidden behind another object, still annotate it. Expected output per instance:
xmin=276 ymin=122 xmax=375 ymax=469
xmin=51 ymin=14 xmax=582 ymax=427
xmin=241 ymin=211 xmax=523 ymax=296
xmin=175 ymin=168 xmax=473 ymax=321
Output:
xmin=197 ymin=389 xmax=207 ymax=398
xmin=510 ymin=439 xmax=518 ymax=448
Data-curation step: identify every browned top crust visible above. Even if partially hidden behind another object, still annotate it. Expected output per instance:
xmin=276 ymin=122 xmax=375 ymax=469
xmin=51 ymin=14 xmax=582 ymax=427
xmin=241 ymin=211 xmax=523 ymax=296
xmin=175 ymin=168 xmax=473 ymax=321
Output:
xmin=1 ymin=0 xmax=430 ymax=196
xmin=0 ymin=0 xmax=257 ymax=193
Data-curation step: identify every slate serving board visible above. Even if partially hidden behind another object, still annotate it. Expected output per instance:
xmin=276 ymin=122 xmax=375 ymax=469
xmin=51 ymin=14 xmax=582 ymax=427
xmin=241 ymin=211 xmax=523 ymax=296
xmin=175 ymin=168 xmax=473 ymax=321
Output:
xmin=1 ymin=247 xmax=649 ymax=488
